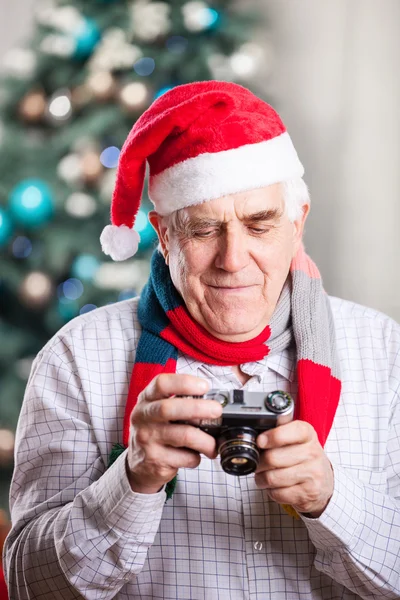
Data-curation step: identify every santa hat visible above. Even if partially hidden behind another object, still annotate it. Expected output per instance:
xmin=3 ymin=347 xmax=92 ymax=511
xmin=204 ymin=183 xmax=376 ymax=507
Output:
xmin=100 ymin=80 xmax=304 ymax=261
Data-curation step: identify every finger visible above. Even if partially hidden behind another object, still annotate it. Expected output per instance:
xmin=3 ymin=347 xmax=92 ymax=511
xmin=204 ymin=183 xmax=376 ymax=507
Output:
xmin=144 ymin=444 xmax=203 ymax=471
xmin=160 ymin=424 xmax=218 ymax=460
xmin=257 ymin=420 xmax=317 ymax=449
xmin=163 ymin=446 xmax=202 ymax=470
xmin=254 ymin=464 xmax=306 ymax=490
xmin=139 ymin=373 xmax=210 ymax=403
xmin=263 ymin=484 xmax=304 ymax=507
xmin=135 ymin=396 xmax=222 ymax=424
xmin=256 ymin=442 xmax=316 ymax=470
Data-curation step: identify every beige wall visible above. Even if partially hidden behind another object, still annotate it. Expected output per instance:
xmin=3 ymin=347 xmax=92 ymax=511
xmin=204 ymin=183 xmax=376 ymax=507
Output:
xmin=2 ymin=0 xmax=400 ymax=321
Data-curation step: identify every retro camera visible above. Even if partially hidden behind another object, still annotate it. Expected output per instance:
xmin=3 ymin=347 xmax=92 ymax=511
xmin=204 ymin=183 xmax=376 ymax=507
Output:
xmin=177 ymin=389 xmax=294 ymax=476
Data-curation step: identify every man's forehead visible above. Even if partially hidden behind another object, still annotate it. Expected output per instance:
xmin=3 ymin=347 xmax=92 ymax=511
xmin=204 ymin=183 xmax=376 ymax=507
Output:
xmin=182 ymin=184 xmax=284 ymax=221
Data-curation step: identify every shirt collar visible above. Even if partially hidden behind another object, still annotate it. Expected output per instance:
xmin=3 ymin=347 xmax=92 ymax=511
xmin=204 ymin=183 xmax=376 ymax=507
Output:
xmin=240 ymin=345 xmax=296 ymax=382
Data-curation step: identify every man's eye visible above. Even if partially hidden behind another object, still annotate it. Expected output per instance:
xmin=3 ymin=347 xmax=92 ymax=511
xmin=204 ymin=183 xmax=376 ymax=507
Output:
xmin=249 ymin=227 xmax=270 ymax=234
xmin=194 ymin=230 xmax=215 ymax=238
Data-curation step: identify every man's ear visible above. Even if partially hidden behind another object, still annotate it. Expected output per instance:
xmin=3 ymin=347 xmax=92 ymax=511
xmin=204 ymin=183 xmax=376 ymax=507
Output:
xmin=148 ymin=211 xmax=169 ymax=262
xmin=292 ymin=203 xmax=310 ymax=254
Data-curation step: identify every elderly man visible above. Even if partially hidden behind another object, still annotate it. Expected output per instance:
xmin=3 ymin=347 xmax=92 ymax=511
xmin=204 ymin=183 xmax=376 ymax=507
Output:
xmin=4 ymin=81 xmax=400 ymax=599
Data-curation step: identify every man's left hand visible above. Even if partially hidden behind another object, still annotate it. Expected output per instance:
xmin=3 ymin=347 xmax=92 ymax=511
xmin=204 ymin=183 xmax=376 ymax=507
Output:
xmin=255 ymin=421 xmax=334 ymax=518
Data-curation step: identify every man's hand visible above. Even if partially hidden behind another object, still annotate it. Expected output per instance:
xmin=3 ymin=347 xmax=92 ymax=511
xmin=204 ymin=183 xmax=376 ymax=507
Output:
xmin=255 ymin=421 xmax=334 ymax=518
xmin=126 ymin=374 xmax=222 ymax=494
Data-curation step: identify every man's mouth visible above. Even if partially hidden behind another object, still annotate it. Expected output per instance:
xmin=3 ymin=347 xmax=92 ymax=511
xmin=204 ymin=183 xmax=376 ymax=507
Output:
xmin=207 ymin=284 xmax=256 ymax=292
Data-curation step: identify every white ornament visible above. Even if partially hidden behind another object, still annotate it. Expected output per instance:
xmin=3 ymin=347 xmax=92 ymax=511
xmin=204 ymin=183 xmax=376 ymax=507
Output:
xmin=94 ymin=260 xmax=149 ymax=290
xmin=120 ymin=82 xmax=149 ymax=110
xmin=88 ymin=28 xmax=142 ymax=72
xmin=48 ymin=90 xmax=72 ymax=121
xmin=36 ymin=5 xmax=83 ymax=33
xmin=230 ymin=43 xmax=267 ymax=79
xmin=2 ymin=48 xmax=37 ymax=79
xmin=131 ymin=1 xmax=171 ymax=41
xmin=182 ymin=1 xmax=214 ymax=32
xmin=40 ymin=34 xmax=75 ymax=57
xmin=65 ymin=192 xmax=97 ymax=218
xmin=99 ymin=168 xmax=117 ymax=204
xmin=58 ymin=154 xmax=82 ymax=184
xmin=100 ymin=224 xmax=140 ymax=261
xmin=207 ymin=53 xmax=234 ymax=81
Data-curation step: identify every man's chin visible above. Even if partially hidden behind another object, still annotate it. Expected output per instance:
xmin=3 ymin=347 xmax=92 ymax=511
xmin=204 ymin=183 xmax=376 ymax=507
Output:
xmin=202 ymin=315 xmax=268 ymax=341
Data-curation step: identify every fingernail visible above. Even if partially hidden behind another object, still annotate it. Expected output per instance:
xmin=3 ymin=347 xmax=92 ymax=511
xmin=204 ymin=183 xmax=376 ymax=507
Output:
xmin=211 ymin=405 xmax=222 ymax=417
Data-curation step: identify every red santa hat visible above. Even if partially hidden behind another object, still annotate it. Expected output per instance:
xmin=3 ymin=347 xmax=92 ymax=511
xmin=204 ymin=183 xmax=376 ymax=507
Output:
xmin=100 ymin=80 xmax=304 ymax=261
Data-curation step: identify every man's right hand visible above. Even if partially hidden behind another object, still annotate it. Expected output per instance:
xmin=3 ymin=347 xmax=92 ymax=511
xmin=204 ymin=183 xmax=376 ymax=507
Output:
xmin=126 ymin=374 xmax=223 ymax=494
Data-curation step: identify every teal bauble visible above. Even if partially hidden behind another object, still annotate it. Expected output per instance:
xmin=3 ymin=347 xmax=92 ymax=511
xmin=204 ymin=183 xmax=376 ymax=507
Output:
xmin=135 ymin=209 xmax=157 ymax=251
xmin=71 ymin=254 xmax=100 ymax=281
xmin=0 ymin=207 xmax=13 ymax=247
xmin=9 ymin=179 xmax=54 ymax=228
xmin=73 ymin=18 xmax=101 ymax=59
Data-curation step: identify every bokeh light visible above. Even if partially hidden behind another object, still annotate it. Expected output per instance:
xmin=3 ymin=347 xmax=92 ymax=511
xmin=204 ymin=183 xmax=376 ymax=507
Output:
xmin=72 ymin=254 xmax=100 ymax=281
xmin=153 ymin=85 xmax=174 ymax=99
xmin=120 ymin=82 xmax=148 ymax=108
xmin=134 ymin=57 xmax=156 ymax=76
xmin=100 ymin=146 xmax=120 ymax=168
xmin=118 ymin=289 xmax=136 ymax=302
xmin=12 ymin=236 xmax=32 ymax=259
xmin=48 ymin=93 xmax=72 ymax=120
xmin=166 ymin=36 xmax=189 ymax=54
xmin=80 ymin=303 xmax=97 ymax=315
xmin=58 ymin=278 xmax=84 ymax=301
xmin=134 ymin=209 xmax=148 ymax=232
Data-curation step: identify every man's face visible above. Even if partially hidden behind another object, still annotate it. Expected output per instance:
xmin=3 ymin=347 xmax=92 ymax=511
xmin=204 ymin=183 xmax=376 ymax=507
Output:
xmin=150 ymin=184 xmax=308 ymax=342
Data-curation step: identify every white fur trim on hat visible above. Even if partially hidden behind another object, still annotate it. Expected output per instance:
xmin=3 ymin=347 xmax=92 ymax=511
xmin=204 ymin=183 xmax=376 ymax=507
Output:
xmin=148 ymin=132 xmax=304 ymax=215
xmin=100 ymin=224 xmax=140 ymax=261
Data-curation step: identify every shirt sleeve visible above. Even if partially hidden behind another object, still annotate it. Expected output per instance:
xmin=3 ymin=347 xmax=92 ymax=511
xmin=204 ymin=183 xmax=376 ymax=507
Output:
xmin=301 ymin=322 xmax=400 ymax=599
xmin=3 ymin=344 xmax=166 ymax=600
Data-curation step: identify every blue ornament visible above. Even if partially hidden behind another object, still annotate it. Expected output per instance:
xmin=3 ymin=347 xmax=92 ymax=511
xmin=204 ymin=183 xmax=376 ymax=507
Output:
xmin=73 ymin=18 xmax=101 ymax=59
xmin=134 ymin=57 xmax=156 ymax=77
xmin=203 ymin=8 xmax=220 ymax=29
xmin=166 ymin=36 xmax=188 ymax=55
xmin=12 ymin=236 xmax=32 ymax=258
xmin=135 ymin=209 xmax=157 ymax=250
xmin=80 ymin=304 xmax=97 ymax=315
xmin=72 ymin=254 xmax=100 ymax=281
xmin=153 ymin=85 xmax=175 ymax=100
xmin=57 ymin=278 xmax=84 ymax=301
xmin=100 ymin=146 xmax=120 ymax=169
xmin=0 ymin=207 xmax=13 ymax=248
xmin=9 ymin=179 xmax=54 ymax=229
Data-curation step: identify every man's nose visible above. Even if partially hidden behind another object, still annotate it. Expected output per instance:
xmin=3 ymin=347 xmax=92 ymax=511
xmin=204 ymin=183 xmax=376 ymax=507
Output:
xmin=214 ymin=228 xmax=250 ymax=272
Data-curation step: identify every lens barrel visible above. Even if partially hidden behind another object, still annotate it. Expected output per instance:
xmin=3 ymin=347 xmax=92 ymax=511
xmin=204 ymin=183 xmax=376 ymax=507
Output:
xmin=218 ymin=427 xmax=259 ymax=476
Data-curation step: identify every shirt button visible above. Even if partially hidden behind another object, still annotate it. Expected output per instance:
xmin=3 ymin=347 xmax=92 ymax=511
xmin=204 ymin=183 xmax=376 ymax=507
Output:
xmin=253 ymin=541 xmax=263 ymax=551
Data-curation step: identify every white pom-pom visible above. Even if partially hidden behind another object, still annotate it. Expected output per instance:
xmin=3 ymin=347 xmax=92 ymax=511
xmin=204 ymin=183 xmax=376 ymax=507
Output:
xmin=100 ymin=224 xmax=140 ymax=261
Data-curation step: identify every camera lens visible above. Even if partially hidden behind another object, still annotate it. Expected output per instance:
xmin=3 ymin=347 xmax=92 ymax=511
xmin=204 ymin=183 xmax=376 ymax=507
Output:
xmin=265 ymin=390 xmax=292 ymax=413
xmin=218 ymin=427 xmax=259 ymax=476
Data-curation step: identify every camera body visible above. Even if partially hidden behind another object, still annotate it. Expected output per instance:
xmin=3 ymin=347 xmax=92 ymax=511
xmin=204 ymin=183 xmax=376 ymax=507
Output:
xmin=177 ymin=389 xmax=294 ymax=476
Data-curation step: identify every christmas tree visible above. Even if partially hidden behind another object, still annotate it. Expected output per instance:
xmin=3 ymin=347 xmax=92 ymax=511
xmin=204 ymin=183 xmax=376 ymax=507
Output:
xmin=0 ymin=0 xmax=265 ymax=518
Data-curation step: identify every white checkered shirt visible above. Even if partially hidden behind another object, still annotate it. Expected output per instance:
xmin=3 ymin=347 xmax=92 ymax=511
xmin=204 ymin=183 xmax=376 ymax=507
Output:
xmin=4 ymin=296 xmax=400 ymax=599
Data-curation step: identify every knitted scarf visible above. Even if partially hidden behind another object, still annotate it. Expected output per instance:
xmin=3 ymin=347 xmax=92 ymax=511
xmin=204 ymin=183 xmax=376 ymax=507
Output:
xmin=109 ymin=246 xmax=341 ymax=512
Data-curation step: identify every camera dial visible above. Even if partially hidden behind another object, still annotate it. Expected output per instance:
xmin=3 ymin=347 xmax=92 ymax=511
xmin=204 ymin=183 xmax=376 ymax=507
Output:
xmin=265 ymin=390 xmax=292 ymax=413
